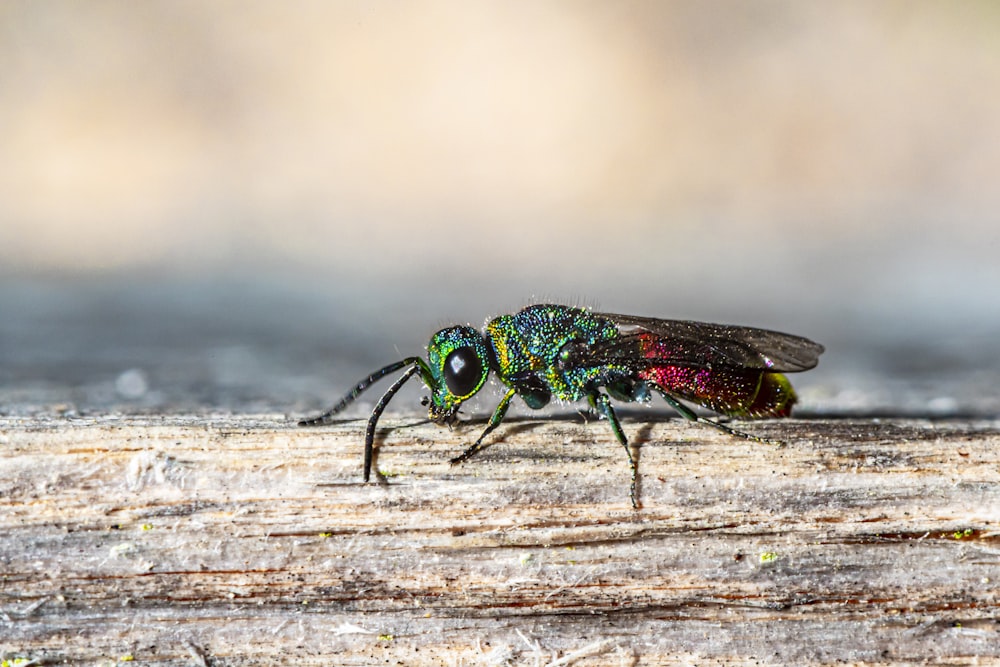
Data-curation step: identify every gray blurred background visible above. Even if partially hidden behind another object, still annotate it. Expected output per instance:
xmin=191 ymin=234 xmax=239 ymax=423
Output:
xmin=1 ymin=1 xmax=998 ymax=418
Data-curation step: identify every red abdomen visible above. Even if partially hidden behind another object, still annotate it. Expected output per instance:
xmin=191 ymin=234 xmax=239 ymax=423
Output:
xmin=637 ymin=365 xmax=797 ymax=418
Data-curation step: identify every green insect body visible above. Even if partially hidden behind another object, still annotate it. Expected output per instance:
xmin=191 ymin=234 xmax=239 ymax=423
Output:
xmin=301 ymin=304 xmax=823 ymax=508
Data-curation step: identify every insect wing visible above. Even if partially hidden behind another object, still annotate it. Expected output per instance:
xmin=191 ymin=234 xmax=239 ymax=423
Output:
xmin=589 ymin=312 xmax=825 ymax=372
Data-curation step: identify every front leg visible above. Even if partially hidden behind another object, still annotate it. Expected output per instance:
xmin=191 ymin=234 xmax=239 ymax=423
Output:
xmin=591 ymin=391 xmax=641 ymax=509
xmin=450 ymin=387 xmax=517 ymax=465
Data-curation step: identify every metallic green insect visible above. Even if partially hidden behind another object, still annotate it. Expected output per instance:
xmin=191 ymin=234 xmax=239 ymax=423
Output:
xmin=300 ymin=304 xmax=823 ymax=507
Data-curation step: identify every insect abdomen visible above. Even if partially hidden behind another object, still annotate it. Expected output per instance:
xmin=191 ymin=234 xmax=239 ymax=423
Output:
xmin=639 ymin=366 xmax=797 ymax=418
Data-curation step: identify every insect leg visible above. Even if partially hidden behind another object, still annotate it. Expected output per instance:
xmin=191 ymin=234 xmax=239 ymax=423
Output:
xmin=450 ymin=387 xmax=517 ymax=465
xmin=591 ymin=392 xmax=640 ymax=509
xmin=649 ymin=383 xmax=773 ymax=444
xmin=362 ymin=364 xmax=421 ymax=481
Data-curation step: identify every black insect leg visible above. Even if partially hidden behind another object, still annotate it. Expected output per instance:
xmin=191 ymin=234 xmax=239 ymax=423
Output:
xmin=650 ymin=384 xmax=775 ymax=445
xmin=591 ymin=392 xmax=640 ymax=509
xmin=450 ymin=387 xmax=518 ymax=465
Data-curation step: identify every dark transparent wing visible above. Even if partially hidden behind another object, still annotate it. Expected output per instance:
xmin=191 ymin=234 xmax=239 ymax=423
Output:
xmin=590 ymin=312 xmax=824 ymax=372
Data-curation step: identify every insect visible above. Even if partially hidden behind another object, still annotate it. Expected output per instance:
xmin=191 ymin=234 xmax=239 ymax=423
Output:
xmin=300 ymin=304 xmax=823 ymax=508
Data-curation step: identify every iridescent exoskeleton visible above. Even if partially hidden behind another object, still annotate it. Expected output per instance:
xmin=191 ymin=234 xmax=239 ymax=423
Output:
xmin=300 ymin=304 xmax=823 ymax=507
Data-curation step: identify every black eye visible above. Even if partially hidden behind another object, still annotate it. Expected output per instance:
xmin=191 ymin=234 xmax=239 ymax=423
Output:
xmin=444 ymin=347 xmax=483 ymax=396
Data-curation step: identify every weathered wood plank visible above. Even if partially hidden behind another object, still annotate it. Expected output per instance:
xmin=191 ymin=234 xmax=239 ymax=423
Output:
xmin=1 ymin=414 xmax=999 ymax=665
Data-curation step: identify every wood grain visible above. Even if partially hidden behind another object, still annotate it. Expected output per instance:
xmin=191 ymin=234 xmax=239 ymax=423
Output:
xmin=2 ymin=413 xmax=999 ymax=665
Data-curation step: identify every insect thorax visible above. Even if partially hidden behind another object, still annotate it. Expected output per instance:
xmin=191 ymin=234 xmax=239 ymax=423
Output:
xmin=484 ymin=305 xmax=633 ymax=405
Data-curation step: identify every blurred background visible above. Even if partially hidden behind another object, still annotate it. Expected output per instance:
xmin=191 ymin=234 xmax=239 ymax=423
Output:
xmin=1 ymin=1 xmax=998 ymax=417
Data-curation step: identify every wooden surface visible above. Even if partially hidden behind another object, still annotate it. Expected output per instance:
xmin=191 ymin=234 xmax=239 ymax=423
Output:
xmin=2 ymin=412 xmax=999 ymax=665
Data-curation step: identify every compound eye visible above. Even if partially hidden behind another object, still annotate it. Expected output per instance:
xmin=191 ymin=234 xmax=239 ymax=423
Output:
xmin=443 ymin=346 xmax=483 ymax=397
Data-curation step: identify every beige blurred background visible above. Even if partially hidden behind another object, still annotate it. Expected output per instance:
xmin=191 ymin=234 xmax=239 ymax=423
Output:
xmin=1 ymin=1 xmax=999 ymax=413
